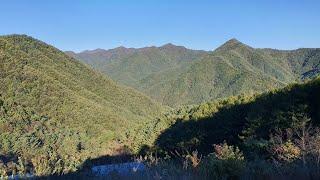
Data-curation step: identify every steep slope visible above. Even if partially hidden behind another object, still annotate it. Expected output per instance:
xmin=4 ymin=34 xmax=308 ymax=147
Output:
xmin=213 ymin=39 xmax=296 ymax=83
xmin=258 ymin=48 xmax=320 ymax=80
xmin=139 ymin=57 xmax=284 ymax=106
xmin=0 ymin=35 xmax=164 ymax=160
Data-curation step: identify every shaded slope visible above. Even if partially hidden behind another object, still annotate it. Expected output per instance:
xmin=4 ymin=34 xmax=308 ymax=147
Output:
xmin=136 ymin=77 xmax=320 ymax=155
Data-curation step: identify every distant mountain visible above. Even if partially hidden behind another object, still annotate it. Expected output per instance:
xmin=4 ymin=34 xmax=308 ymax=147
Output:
xmin=69 ymin=40 xmax=320 ymax=106
xmin=69 ymin=44 xmax=207 ymax=88
xmin=0 ymin=35 xmax=164 ymax=160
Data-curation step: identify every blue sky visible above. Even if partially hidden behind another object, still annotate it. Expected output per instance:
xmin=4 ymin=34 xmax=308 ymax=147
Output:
xmin=1 ymin=0 xmax=319 ymax=52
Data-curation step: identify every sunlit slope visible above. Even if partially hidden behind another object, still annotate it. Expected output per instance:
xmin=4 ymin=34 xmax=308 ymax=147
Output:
xmin=0 ymin=35 xmax=164 ymax=157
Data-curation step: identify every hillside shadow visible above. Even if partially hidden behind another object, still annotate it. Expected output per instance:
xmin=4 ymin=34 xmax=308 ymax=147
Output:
xmin=152 ymin=102 xmax=251 ymax=156
xmin=0 ymin=153 xmax=18 ymax=163
xmin=81 ymin=154 xmax=134 ymax=168
xmin=151 ymin=80 xmax=320 ymax=156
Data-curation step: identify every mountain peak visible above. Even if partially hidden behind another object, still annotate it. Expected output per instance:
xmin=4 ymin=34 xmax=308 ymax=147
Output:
xmin=223 ymin=38 xmax=244 ymax=47
xmin=226 ymin=38 xmax=241 ymax=44
xmin=215 ymin=38 xmax=250 ymax=52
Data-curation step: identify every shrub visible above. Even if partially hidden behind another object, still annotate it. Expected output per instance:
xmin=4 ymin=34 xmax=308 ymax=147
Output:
xmin=31 ymin=153 xmax=81 ymax=176
xmin=213 ymin=142 xmax=244 ymax=161
xmin=31 ymin=155 xmax=55 ymax=176
xmin=184 ymin=151 xmax=202 ymax=169
xmin=17 ymin=157 xmax=28 ymax=176
xmin=0 ymin=161 xmax=8 ymax=179
xmin=270 ymin=140 xmax=301 ymax=163
xmin=200 ymin=142 xmax=245 ymax=179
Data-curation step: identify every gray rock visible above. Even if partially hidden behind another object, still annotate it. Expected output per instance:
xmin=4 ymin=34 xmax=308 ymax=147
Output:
xmin=91 ymin=162 xmax=146 ymax=176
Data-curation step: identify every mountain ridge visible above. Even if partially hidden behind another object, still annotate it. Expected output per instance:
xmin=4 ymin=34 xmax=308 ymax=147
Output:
xmin=68 ymin=38 xmax=320 ymax=106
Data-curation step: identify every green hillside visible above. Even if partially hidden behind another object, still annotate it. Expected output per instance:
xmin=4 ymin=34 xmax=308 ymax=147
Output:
xmin=70 ymin=39 xmax=320 ymax=106
xmin=68 ymin=44 xmax=207 ymax=88
xmin=0 ymin=35 xmax=164 ymax=165
xmin=258 ymin=47 xmax=320 ymax=80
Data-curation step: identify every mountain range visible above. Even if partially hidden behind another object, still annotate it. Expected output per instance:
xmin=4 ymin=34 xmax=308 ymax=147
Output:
xmin=67 ymin=39 xmax=320 ymax=106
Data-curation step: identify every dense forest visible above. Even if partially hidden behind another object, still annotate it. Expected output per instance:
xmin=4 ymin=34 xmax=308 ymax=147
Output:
xmin=0 ymin=35 xmax=164 ymax=177
xmin=0 ymin=35 xmax=319 ymax=179
xmin=69 ymin=39 xmax=320 ymax=106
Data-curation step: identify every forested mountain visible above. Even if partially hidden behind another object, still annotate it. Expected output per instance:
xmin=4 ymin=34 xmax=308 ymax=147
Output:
xmin=66 ymin=44 xmax=206 ymax=89
xmin=69 ymin=39 xmax=320 ymax=106
xmin=0 ymin=35 xmax=164 ymax=167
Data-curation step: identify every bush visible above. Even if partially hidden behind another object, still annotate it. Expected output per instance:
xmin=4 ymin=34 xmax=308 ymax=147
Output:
xmin=17 ymin=157 xmax=28 ymax=176
xmin=270 ymin=140 xmax=301 ymax=163
xmin=184 ymin=151 xmax=202 ymax=169
xmin=31 ymin=153 xmax=82 ymax=176
xmin=200 ymin=142 xmax=245 ymax=179
xmin=0 ymin=161 xmax=8 ymax=179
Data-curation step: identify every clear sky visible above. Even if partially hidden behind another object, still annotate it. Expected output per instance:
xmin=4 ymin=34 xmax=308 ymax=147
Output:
xmin=1 ymin=0 xmax=319 ymax=52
